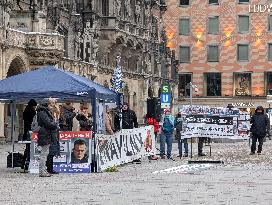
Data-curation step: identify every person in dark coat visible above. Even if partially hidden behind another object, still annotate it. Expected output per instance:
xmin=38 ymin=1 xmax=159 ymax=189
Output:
xmin=21 ymin=99 xmax=37 ymax=170
xmin=36 ymin=99 xmax=58 ymax=177
xmin=114 ymin=102 xmax=138 ymax=131
xmin=23 ymin=99 xmax=37 ymax=140
xmin=175 ymin=113 xmax=188 ymax=157
xmin=76 ymin=105 xmax=92 ymax=131
xmin=114 ymin=102 xmax=140 ymax=163
xmin=250 ymin=106 xmax=269 ymax=155
xmin=60 ymin=102 xmax=76 ymax=131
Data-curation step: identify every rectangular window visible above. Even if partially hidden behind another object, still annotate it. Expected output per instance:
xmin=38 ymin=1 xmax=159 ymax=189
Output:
xmin=209 ymin=0 xmax=219 ymax=5
xmin=237 ymin=44 xmax=249 ymax=61
xmin=269 ymin=44 xmax=272 ymax=61
xmin=208 ymin=16 xmax=219 ymax=34
xmin=179 ymin=18 xmax=190 ymax=35
xmin=180 ymin=0 xmax=189 ymax=6
xmin=179 ymin=46 xmax=190 ymax=63
xmin=266 ymin=72 xmax=272 ymax=95
xmin=269 ymin=16 xmax=272 ymax=31
xmin=179 ymin=74 xmax=192 ymax=97
xmin=205 ymin=73 xmax=221 ymax=96
xmin=238 ymin=0 xmax=249 ymax=3
xmin=208 ymin=45 xmax=219 ymax=62
xmin=234 ymin=73 xmax=252 ymax=96
xmin=238 ymin=15 xmax=249 ymax=33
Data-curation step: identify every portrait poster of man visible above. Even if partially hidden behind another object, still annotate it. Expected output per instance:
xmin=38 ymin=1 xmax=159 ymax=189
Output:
xmin=29 ymin=131 xmax=92 ymax=174
xmin=70 ymin=139 xmax=89 ymax=164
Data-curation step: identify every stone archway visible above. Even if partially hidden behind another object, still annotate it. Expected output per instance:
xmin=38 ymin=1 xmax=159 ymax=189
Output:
xmin=4 ymin=56 xmax=27 ymax=141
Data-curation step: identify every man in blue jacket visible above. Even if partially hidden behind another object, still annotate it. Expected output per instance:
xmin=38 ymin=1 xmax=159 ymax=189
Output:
xmin=160 ymin=108 xmax=175 ymax=159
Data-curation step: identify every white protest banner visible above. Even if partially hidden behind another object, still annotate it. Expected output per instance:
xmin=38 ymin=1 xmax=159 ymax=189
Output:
xmin=96 ymin=126 xmax=156 ymax=171
xmin=181 ymin=115 xmax=235 ymax=139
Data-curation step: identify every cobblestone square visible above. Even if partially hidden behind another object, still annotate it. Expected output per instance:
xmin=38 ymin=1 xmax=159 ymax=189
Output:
xmin=1 ymin=140 xmax=272 ymax=205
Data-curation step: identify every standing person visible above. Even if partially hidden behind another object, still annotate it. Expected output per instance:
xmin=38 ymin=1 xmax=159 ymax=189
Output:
xmin=146 ymin=116 xmax=159 ymax=160
xmin=36 ymin=99 xmax=58 ymax=177
xmin=175 ymin=113 xmax=188 ymax=157
xmin=21 ymin=99 xmax=37 ymax=170
xmin=46 ymin=98 xmax=60 ymax=174
xmin=114 ymin=102 xmax=138 ymax=131
xmin=250 ymin=106 xmax=269 ymax=155
xmin=160 ymin=108 xmax=175 ymax=159
xmin=76 ymin=105 xmax=92 ymax=131
xmin=105 ymin=106 xmax=114 ymax=135
xmin=60 ymin=102 xmax=76 ymax=131
xmin=114 ymin=102 xmax=140 ymax=163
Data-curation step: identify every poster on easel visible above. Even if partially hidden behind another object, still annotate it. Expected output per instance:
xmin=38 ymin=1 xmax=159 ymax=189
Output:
xmin=29 ymin=131 xmax=92 ymax=174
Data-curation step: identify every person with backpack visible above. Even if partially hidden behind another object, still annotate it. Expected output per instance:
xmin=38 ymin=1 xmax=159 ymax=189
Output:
xmin=36 ymin=98 xmax=58 ymax=177
xmin=160 ymin=108 xmax=175 ymax=159
xmin=175 ymin=112 xmax=188 ymax=157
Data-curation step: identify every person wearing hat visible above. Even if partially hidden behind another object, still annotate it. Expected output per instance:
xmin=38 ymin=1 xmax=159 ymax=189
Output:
xmin=36 ymin=98 xmax=58 ymax=177
xmin=160 ymin=107 xmax=175 ymax=159
xmin=250 ymin=106 xmax=269 ymax=155
xmin=76 ymin=105 xmax=92 ymax=131
xmin=114 ymin=102 xmax=138 ymax=131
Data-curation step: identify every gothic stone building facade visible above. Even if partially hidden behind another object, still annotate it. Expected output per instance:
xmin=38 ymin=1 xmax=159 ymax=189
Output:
xmin=0 ymin=0 xmax=174 ymax=141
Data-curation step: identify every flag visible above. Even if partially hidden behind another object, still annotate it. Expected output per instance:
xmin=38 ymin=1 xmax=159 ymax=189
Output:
xmin=110 ymin=56 xmax=124 ymax=93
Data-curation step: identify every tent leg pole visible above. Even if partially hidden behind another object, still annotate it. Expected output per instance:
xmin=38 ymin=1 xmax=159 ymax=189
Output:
xmin=11 ymin=102 xmax=16 ymax=168
xmin=92 ymin=97 xmax=97 ymax=173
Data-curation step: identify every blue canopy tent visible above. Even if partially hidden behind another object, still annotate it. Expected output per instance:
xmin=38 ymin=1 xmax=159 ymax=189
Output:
xmin=0 ymin=66 xmax=119 ymax=171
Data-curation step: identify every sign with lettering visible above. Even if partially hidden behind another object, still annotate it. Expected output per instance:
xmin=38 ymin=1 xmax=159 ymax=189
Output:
xmin=29 ymin=131 xmax=93 ymax=174
xmin=160 ymin=93 xmax=171 ymax=109
xmin=249 ymin=4 xmax=272 ymax=13
xmin=232 ymin=102 xmax=254 ymax=107
xmin=161 ymin=83 xmax=171 ymax=93
xmin=96 ymin=126 xmax=155 ymax=171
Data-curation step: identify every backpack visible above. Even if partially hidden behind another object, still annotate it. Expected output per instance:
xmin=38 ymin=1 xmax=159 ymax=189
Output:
xmin=162 ymin=116 xmax=174 ymax=134
xmin=31 ymin=114 xmax=40 ymax=133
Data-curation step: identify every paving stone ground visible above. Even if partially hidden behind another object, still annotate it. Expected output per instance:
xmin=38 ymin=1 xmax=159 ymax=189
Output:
xmin=1 ymin=139 xmax=272 ymax=205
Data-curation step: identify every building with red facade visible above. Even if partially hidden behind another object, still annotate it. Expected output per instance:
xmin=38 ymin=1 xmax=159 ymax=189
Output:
xmin=164 ymin=0 xmax=272 ymax=112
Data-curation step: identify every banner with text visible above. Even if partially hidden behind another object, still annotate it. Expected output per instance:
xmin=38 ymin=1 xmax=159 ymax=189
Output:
xmin=29 ymin=131 xmax=92 ymax=174
xmin=96 ymin=126 xmax=156 ymax=171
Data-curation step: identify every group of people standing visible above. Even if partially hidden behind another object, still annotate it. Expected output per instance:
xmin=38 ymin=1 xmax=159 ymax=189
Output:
xmin=22 ymin=98 xmax=92 ymax=177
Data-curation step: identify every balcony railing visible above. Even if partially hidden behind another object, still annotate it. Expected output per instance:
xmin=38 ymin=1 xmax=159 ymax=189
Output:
xmin=4 ymin=29 xmax=64 ymax=51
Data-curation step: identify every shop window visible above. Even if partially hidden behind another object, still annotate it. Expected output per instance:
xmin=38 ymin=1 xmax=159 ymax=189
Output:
xmin=205 ymin=73 xmax=221 ymax=96
xmin=179 ymin=73 xmax=192 ymax=97
xmin=180 ymin=0 xmax=189 ymax=6
xmin=208 ymin=16 xmax=219 ymax=34
xmin=266 ymin=72 xmax=272 ymax=95
xmin=179 ymin=18 xmax=190 ymax=35
xmin=238 ymin=15 xmax=249 ymax=33
xmin=234 ymin=73 xmax=251 ymax=96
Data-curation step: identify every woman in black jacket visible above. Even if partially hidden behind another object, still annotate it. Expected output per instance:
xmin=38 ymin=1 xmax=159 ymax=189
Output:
xmin=37 ymin=99 xmax=58 ymax=177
